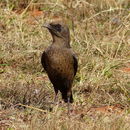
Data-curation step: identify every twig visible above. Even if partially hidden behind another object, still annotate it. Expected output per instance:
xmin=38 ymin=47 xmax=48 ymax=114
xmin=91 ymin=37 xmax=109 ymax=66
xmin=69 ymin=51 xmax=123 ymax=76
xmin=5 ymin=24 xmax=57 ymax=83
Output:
xmin=83 ymin=8 xmax=129 ymax=22
xmin=15 ymin=103 xmax=47 ymax=113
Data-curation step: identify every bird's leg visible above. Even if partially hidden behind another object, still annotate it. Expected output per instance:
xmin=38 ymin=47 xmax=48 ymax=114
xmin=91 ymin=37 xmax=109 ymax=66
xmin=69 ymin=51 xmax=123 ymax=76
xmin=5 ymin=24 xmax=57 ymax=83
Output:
xmin=67 ymin=96 xmax=70 ymax=115
xmin=67 ymin=89 xmax=72 ymax=115
xmin=54 ymin=88 xmax=58 ymax=104
xmin=52 ymin=88 xmax=59 ymax=113
xmin=66 ymin=82 xmax=72 ymax=115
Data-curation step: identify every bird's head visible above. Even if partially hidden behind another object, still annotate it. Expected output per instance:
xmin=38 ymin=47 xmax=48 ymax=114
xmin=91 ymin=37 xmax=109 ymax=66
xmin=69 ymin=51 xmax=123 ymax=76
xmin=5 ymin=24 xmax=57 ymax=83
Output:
xmin=43 ymin=21 xmax=70 ymax=47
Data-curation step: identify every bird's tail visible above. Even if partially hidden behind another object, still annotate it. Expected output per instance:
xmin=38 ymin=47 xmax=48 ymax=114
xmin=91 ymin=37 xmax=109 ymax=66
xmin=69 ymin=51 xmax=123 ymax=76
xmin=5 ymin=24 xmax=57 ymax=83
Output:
xmin=61 ymin=91 xmax=73 ymax=103
xmin=60 ymin=80 xmax=74 ymax=103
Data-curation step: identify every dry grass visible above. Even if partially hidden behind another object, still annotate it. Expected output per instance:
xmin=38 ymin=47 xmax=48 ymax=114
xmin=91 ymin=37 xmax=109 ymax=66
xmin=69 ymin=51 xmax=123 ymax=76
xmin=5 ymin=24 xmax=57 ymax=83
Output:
xmin=0 ymin=0 xmax=130 ymax=129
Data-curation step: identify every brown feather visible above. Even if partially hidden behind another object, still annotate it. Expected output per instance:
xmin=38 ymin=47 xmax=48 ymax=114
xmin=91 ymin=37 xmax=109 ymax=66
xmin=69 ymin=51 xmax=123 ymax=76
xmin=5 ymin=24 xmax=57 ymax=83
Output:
xmin=41 ymin=21 xmax=78 ymax=106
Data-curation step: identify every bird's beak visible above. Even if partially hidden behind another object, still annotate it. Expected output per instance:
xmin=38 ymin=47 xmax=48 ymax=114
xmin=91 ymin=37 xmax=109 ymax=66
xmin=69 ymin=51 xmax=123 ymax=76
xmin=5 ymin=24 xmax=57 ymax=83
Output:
xmin=42 ymin=23 xmax=63 ymax=38
xmin=42 ymin=23 xmax=57 ymax=34
xmin=42 ymin=23 xmax=55 ymax=33
xmin=42 ymin=23 xmax=51 ymax=29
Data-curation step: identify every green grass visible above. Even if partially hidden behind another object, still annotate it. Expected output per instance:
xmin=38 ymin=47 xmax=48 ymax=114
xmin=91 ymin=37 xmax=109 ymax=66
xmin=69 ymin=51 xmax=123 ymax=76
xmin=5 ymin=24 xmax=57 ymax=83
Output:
xmin=0 ymin=0 xmax=130 ymax=129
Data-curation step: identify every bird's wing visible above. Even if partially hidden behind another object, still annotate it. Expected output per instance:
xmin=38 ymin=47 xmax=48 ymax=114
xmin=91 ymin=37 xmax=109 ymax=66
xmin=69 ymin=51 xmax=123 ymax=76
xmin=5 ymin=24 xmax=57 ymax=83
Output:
xmin=41 ymin=51 xmax=47 ymax=71
xmin=73 ymin=54 xmax=78 ymax=76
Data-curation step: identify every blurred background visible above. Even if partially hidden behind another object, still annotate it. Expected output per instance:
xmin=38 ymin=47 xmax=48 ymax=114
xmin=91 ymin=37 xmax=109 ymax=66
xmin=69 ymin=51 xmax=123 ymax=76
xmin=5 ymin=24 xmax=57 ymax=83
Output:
xmin=0 ymin=0 xmax=130 ymax=129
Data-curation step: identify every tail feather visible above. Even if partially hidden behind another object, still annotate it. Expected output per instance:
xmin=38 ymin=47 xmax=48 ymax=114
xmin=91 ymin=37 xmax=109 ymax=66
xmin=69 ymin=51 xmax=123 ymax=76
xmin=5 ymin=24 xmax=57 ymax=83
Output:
xmin=54 ymin=79 xmax=74 ymax=103
xmin=61 ymin=91 xmax=73 ymax=103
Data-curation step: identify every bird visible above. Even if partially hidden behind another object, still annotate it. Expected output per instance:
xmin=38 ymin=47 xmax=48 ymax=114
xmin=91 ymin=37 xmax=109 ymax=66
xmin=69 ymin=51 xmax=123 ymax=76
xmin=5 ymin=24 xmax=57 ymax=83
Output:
xmin=41 ymin=20 xmax=78 ymax=114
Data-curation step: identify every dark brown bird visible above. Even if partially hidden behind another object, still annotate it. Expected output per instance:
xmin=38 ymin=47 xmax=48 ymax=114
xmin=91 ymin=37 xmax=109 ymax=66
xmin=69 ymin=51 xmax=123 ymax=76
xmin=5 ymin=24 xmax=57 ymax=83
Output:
xmin=41 ymin=21 xmax=78 ymax=113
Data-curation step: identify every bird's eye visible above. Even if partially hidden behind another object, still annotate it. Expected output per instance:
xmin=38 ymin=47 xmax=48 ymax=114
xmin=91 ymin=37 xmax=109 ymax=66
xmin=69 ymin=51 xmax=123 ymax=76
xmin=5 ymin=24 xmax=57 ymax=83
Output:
xmin=52 ymin=24 xmax=61 ymax=32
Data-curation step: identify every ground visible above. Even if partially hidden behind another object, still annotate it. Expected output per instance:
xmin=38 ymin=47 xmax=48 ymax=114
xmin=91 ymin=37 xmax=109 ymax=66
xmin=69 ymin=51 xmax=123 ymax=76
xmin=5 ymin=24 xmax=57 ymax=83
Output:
xmin=0 ymin=0 xmax=130 ymax=130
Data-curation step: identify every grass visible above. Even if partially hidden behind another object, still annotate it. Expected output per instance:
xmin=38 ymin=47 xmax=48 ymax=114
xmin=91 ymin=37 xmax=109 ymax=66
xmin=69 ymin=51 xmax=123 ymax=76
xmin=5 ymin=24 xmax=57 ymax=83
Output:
xmin=0 ymin=0 xmax=130 ymax=129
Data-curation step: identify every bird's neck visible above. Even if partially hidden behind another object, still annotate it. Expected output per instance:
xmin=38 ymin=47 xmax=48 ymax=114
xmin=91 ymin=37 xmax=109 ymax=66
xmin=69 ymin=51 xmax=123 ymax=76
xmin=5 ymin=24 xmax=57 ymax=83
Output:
xmin=52 ymin=35 xmax=71 ymax=48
